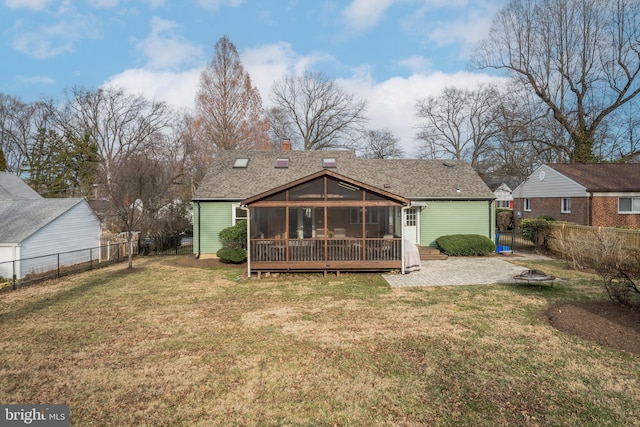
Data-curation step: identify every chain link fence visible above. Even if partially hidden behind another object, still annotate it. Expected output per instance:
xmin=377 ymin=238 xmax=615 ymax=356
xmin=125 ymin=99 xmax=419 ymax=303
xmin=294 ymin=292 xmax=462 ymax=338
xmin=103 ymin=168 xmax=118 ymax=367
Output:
xmin=0 ymin=235 xmax=193 ymax=292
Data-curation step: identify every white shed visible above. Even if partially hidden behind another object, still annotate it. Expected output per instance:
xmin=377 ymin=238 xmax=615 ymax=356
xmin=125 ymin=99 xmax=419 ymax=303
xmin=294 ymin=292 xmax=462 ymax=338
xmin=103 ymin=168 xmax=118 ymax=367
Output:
xmin=0 ymin=173 xmax=102 ymax=280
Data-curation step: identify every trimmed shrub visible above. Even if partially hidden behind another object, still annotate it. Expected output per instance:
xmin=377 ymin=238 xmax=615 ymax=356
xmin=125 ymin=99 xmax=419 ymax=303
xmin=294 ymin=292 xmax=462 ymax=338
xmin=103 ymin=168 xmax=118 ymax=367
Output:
xmin=218 ymin=221 xmax=247 ymax=263
xmin=219 ymin=220 xmax=247 ymax=249
xmin=436 ymin=234 xmax=496 ymax=256
xmin=216 ymin=247 xmax=247 ymax=264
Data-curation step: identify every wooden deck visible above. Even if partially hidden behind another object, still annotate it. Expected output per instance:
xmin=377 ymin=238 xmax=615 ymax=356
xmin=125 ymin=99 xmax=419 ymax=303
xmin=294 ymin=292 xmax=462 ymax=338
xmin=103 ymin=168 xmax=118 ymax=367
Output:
xmin=249 ymin=237 xmax=402 ymax=272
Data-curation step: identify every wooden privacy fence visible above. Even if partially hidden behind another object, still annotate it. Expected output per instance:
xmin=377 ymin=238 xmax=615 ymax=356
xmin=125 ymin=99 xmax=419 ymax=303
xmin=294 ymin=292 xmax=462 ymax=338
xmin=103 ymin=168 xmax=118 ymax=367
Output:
xmin=549 ymin=222 xmax=640 ymax=250
xmin=546 ymin=222 xmax=640 ymax=262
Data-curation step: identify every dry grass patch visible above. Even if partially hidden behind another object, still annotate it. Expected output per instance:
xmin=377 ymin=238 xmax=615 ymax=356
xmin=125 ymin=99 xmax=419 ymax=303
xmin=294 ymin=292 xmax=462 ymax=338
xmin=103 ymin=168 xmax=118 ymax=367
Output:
xmin=0 ymin=256 xmax=638 ymax=426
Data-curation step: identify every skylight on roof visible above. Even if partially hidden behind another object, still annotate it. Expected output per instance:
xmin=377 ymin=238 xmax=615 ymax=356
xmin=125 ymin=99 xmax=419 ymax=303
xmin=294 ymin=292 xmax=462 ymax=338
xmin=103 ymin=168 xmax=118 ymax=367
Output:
xmin=322 ymin=158 xmax=337 ymax=168
xmin=233 ymin=158 xmax=249 ymax=168
xmin=275 ymin=158 xmax=289 ymax=168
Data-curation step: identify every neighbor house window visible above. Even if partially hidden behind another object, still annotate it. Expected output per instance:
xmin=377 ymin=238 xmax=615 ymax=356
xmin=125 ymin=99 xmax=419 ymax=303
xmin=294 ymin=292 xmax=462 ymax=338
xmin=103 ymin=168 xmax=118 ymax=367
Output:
xmin=496 ymin=200 xmax=511 ymax=209
xmin=561 ymin=198 xmax=571 ymax=213
xmin=619 ymin=197 xmax=640 ymax=213
xmin=524 ymin=198 xmax=531 ymax=211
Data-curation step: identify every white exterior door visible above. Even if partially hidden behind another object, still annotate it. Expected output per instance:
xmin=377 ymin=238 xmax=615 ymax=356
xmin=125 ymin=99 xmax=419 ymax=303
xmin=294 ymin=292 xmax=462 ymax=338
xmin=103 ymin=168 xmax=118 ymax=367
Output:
xmin=405 ymin=208 xmax=419 ymax=245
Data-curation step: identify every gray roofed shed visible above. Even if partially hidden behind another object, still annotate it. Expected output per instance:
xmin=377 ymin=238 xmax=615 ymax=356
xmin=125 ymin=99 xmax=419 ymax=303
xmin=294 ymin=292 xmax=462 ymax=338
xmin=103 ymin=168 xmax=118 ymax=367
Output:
xmin=0 ymin=172 xmax=41 ymax=200
xmin=0 ymin=198 xmax=87 ymax=243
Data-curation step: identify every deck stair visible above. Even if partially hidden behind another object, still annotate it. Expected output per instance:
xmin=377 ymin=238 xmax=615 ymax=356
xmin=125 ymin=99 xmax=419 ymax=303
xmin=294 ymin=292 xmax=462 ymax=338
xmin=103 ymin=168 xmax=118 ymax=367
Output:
xmin=418 ymin=246 xmax=448 ymax=261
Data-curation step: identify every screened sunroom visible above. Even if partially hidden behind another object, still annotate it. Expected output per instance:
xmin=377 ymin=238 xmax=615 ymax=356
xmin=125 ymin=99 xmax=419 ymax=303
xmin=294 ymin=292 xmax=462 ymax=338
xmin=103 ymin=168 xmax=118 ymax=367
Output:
xmin=242 ymin=170 xmax=410 ymax=275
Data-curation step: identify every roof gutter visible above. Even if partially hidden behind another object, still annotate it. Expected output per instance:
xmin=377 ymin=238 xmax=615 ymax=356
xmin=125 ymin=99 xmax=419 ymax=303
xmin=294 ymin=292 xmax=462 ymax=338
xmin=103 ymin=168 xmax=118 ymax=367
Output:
xmin=408 ymin=196 xmax=495 ymax=201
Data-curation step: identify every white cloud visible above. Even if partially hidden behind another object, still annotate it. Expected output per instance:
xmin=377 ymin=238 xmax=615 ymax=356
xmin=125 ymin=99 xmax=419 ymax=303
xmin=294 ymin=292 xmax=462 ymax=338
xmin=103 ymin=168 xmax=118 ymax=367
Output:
xmin=16 ymin=74 xmax=55 ymax=85
xmin=341 ymin=0 xmax=402 ymax=33
xmin=241 ymin=42 xmax=336 ymax=100
xmin=103 ymin=68 xmax=202 ymax=110
xmin=87 ymin=0 xmax=119 ymax=7
xmin=9 ymin=3 xmax=101 ymax=59
xmin=5 ymin=0 xmax=53 ymax=10
xmin=427 ymin=10 xmax=496 ymax=52
xmin=337 ymin=70 xmax=507 ymax=156
xmin=135 ymin=17 xmax=203 ymax=69
xmin=397 ymin=55 xmax=433 ymax=74
xmin=398 ymin=1 xmax=503 ymax=62
xmin=195 ymin=0 xmax=244 ymax=10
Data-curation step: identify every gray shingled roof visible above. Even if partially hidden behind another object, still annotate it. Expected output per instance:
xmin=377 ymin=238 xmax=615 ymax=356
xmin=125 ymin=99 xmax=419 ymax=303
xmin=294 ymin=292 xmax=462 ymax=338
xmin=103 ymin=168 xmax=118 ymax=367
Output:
xmin=547 ymin=163 xmax=640 ymax=192
xmin=193 ymin=150 xmax=495 ymax=200
xmin=0 ymin=198 xmax=85 ymax=243
xmin=0 ymin=173 xmax=89 ymax=244
xmin=0 ymin=172 xmax=41 ymax=200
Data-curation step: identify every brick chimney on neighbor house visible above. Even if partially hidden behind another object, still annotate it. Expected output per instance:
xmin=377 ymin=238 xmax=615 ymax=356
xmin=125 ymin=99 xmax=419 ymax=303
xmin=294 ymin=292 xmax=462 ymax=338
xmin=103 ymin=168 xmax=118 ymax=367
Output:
xmin=282 ymin=139 xmax=291 ymax=151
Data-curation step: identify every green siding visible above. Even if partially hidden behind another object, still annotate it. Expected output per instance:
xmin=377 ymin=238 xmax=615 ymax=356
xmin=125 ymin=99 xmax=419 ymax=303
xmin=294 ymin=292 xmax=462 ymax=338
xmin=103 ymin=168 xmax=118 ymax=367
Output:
xmin=420 ymin=200 xmax=494 ymax=247
xmin=192 ymin=201 xmax=236 ymax=255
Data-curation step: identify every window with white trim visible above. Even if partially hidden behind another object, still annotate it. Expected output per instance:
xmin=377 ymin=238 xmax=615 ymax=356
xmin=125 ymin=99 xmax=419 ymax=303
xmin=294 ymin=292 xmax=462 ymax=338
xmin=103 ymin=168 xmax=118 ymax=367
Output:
xmin=561 ymin=198 xmax=571 ymax=213
xmin=231 ymin=204 xmax=247 ymax=225
xmin=619 ymin=197 xmax=640 ymax=213
xmin=496 ymin=200 xmax=511 ymax=209
xmin=405 ymin=208 xmax=417 ymax=226
xmin=524 ymin=198 xmax=531 ymax=211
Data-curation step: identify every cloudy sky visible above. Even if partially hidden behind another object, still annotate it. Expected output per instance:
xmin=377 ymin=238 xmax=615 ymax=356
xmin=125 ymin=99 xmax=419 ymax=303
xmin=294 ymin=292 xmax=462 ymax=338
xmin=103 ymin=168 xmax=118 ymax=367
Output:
xmin=1 ymin=0 xmax=508 ymax=156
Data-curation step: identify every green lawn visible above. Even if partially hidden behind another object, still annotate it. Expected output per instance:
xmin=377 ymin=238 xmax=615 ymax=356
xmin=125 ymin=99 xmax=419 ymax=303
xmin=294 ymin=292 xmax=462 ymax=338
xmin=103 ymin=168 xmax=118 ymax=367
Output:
xmin=0 ymin=256 xmax=638 ymax=426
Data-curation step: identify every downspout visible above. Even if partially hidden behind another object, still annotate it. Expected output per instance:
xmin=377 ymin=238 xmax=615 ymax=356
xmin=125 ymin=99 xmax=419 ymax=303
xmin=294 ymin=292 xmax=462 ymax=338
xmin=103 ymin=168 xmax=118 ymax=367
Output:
xmin=195 ymin=201 xmax=201 ymax=259
xmin=400 ymin=204 xmax=411 ymax=275
xmin=241 ymin=205 xmax=251 ymax=278
xmin=488 ymin=199 xmax=494 ymax=240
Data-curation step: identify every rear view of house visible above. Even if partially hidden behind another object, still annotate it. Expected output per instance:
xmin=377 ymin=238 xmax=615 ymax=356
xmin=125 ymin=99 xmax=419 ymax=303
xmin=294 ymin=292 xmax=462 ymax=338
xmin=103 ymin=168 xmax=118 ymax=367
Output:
xmin=0 ymin=173 xmax=102 ymax=280
xmin=192 ymin=150 xmax=496 ymax=276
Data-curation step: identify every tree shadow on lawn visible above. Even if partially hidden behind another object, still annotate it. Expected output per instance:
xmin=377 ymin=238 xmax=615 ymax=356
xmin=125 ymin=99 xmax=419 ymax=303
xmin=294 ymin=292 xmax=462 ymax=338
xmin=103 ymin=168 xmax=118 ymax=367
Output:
xmin=0 ymin=274 xmax=114 ymax=322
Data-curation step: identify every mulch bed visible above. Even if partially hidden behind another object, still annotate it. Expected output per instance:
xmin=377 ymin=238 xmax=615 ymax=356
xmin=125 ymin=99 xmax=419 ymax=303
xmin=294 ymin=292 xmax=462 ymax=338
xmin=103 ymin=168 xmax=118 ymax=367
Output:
xmin=542 ymin=301 xmax=640 ymax=355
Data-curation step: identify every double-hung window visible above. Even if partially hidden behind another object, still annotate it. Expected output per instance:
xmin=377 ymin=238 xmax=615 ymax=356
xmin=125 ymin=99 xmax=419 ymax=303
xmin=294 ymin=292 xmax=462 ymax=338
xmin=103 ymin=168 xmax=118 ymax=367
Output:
xmin=231 ymin=204 xmax=247 ymax=225
xmin=619 ymin=197 xmax=640 ymax=213
xmin=524 ymin=198 xmax=531 ymax=212
xmin=561 ymin=198 xmax=571 ymax=213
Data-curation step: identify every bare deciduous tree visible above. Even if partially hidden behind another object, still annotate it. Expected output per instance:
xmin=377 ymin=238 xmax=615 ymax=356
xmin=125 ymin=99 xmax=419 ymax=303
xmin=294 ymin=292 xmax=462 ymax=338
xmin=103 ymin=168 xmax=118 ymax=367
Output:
xmin=359 ymin=129 xmax=404 ymax=159
xmin=474 ymin=0 xmax=640 ymax=162
xmin=109 ymin=153 xmax=175 ymax=268
xmin=415 ymin=84 xmax=500 ymax=169
xmin=61 ymin=86 xmax=173 ymax=192
xmin=269 ymin=71 xmax=368 ymax=150
xmin=194 ymin=36 xmax=271 ymax=152
xmin=0 ymin=93 xmax=36 ymax=175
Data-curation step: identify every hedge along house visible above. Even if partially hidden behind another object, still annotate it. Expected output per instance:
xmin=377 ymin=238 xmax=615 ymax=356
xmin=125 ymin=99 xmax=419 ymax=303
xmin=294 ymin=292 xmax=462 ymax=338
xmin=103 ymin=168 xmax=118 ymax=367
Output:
xmin=192 ymin=150 xmax=496 ymax=276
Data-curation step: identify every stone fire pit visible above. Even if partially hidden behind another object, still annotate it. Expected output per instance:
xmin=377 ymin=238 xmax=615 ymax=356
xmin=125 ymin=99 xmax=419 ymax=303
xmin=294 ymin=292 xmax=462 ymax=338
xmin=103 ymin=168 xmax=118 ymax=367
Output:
xmin=513 ymin=269 xmax=556 ymax=287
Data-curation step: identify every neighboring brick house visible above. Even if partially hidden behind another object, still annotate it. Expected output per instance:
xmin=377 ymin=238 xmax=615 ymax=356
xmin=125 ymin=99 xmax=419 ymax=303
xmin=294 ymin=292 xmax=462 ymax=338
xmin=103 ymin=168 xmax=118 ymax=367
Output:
xmin=513 ymin=163 xmax=640 ymax=228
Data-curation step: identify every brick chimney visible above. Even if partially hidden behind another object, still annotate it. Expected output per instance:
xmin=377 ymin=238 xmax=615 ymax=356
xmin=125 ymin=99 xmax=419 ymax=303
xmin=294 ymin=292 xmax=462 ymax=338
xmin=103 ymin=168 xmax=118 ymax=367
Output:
xmin=282 ymin=138 xmax=291 ymax=151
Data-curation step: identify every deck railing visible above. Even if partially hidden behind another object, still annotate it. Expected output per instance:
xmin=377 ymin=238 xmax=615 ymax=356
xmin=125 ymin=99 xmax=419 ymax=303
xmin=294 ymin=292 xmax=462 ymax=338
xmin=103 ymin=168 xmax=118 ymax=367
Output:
xmin=250 ymin=238 xmax=401 ymax=263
